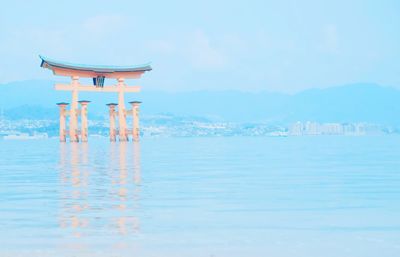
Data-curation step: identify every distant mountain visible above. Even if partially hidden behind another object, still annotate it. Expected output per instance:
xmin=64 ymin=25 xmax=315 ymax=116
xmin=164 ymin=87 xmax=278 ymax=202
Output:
xmin=0 ymin=80 xmax=399 ymax=125
xmin=285 ymin=84 xmax=400 ymax=125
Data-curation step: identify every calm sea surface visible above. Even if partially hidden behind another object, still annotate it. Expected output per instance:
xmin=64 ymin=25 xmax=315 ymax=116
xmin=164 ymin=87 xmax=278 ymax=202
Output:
xmin=0 ymin=136 xmax=399 ymax=257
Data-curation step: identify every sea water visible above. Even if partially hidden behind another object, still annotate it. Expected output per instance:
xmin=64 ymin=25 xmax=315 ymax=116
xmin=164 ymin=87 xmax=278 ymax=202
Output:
xmin=0 ymin=136 xmax=399 ymax=257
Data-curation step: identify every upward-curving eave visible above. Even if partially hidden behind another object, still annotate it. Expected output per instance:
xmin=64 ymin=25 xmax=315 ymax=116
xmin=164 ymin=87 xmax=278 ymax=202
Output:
xmin=39 ymin=55 xmax=152 ymax=78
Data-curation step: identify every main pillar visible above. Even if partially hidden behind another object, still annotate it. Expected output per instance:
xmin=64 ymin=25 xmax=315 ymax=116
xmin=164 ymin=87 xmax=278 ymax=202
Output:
xmin=79 ymin=100 xmax=90 ymax=142
xmin=107 ymin=103 xmax=118 ymax=142
xmin=69 ymin=76 xmax=80 ymax=142
xmin=117 ymin=78 xmax=128 ymax=141
xmin=129 ymin=101 xmax=141 ymax=141
xmin=57 ymin=102 xmax=69 ymax=142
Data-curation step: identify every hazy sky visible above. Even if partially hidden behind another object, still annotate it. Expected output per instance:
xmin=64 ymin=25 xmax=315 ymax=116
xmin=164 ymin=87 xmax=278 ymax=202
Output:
xmin=1 ymin=0 xmax=399 ymax=92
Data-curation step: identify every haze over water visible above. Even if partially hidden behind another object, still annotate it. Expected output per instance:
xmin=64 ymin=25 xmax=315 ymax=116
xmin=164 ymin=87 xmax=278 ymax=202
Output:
xmin=0 ymin=136 xmax=399 ymax=257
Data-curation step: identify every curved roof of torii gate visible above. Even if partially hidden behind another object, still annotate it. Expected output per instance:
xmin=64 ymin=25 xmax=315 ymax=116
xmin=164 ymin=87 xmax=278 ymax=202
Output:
xmin=39 ymin=55 xmax=152 ymax=79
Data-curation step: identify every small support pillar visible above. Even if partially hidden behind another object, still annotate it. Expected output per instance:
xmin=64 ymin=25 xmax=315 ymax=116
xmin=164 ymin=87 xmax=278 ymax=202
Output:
xmin=69 ymin=76 xmax=80 ymax=142
xmin=129 ymin=101 xmax=141 ymax=141
xmin=117 ymin=78 xmax=128 ymax=141
xmin=57 ymin=102 xmax=69 ymax=142
xmin=107 ymin=103 xmax=118 ymax=142
xmin=78 ymin=100 xmax=90 ymax=142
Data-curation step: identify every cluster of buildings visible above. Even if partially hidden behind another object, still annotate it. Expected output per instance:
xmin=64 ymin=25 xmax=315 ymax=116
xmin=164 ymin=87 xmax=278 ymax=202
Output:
xmin=0 ymin=119 xmax=53 ymax=139
xmin=0 ymin=117 xmax=397 ymax=139
xmin=288 ymin=121 xmax=388 ymax=136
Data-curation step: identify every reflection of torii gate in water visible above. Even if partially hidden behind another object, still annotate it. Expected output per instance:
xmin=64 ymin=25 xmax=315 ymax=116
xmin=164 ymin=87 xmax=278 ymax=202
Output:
xmin=59 ymin=141 xmax=141 ymax=238
xmin=39 ymin=55 xmax=152 ymax=142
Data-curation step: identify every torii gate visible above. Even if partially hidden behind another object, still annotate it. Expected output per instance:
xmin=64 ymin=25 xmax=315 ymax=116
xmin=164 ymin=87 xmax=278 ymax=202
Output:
xmin=40 ymin=55 xmax=152 ymax=142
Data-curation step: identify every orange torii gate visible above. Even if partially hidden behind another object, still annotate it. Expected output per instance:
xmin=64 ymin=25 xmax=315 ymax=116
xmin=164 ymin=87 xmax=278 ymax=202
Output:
xmin=40 ymin=56 xmax=152 ymax=142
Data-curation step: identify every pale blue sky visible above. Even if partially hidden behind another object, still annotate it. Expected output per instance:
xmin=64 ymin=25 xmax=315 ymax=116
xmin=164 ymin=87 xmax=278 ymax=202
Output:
xmin=0 ymin=0 xmax=399 ymax=92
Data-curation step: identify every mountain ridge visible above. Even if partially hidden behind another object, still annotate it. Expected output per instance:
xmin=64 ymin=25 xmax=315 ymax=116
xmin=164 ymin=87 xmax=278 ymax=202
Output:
xmin=1 ymin=80 xmax=399 ymax=125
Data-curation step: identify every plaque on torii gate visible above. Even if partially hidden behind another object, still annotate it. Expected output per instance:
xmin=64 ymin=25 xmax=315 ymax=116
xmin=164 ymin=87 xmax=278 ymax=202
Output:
xmin=40 ymin=55 xmax=152 ymax=142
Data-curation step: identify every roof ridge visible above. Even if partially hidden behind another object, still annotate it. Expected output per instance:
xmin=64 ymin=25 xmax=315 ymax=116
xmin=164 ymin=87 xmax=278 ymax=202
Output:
xmin=39 ymin=55 xmax=152 ymax=73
